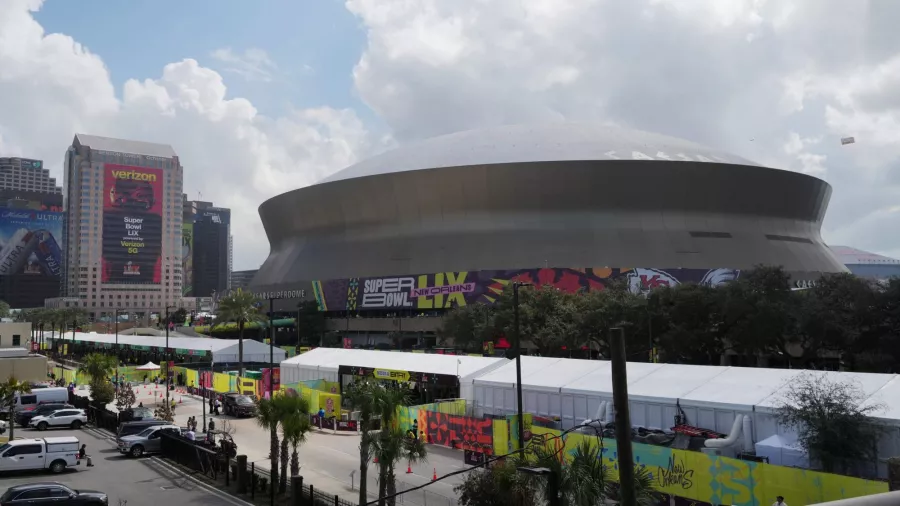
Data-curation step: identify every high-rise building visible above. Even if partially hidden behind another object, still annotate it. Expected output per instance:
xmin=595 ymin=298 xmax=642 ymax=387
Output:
xmin=0 ymin=167 xmax=65 ymax=308
xmin=54 ymin=134 xmax=183 ymax=320
xmin=0 ymin=158 xmax=62 ymax=194
xmin=229 ymin=269 xmax=258 ymax=292
xmin=182 ymin=199 xmax=230 ymax=298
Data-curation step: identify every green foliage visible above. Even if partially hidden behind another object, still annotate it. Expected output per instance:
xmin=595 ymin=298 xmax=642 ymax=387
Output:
xmin=776 ymin=372 xmax=883 ymax=474
xmin=88 ymin=379 xmax=115 ymax=409
xmin=0 ymin=300 xmax=10 ymax=319
xmin=78 ymin=353 xmax=117 ymax=381
xmin=116 ymin=382 xmax=137 ymax=412
xmin=169 ymin=308 xmax=188 ymax=325
xmin=439 ymin=266 xmax=900 ymax=370
xmin=0 ymin=377 xmax=31 ymax=440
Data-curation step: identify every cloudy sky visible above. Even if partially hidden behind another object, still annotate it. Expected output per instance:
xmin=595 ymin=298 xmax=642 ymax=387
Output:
xmin=1 ymin=0 xmax=898 ymax=270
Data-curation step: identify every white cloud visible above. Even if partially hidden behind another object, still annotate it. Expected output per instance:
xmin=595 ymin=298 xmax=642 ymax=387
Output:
xmin=0 ymin=0 xmax=380 ymax=269
xmin=346 ymin=0 xmax=900 ymax=258
xmin=2 ymin=0 xmax=900 ymax=272
xmin=210 ymin=47 xmax=278 ymax=83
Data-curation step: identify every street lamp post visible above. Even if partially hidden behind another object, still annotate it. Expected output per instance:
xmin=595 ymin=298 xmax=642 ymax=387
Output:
xmin=114 ymin=309 xmax=121 ymax=400
xmin=165 ymin=305 xmax=177 ymax=409
xmin=512 ymin=281 xmax=532 ymax=452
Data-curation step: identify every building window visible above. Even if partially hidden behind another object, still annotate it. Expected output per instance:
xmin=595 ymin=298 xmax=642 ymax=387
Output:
xmin=12 ymin=335 xmax=20 ymax=346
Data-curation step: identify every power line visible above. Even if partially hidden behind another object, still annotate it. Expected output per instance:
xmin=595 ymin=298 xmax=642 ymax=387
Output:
xmin=366 ymin=420 xmax=605 ymax=505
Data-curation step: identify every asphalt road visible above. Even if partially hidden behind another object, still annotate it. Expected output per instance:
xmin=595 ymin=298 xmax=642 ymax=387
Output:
xmin=80 ymin=385 xmax=467 ymax=505
xmin=0 ymin=427 xmax=249 ymax=506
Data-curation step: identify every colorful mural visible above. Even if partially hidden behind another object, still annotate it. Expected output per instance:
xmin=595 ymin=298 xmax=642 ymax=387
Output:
xmin=421 ymin=411 xmax=494 ymax=450
xmin=311 ymin=267 xmax=740 ymax=311
xmin=528 ymin=426 xmax=888 ymax=506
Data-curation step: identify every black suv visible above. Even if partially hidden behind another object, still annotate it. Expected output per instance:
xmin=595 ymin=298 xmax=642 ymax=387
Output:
xmin=222 ymin=392 xmax=257 ymax=417
xmin=14 ymin=403 xmax=73 ymax=427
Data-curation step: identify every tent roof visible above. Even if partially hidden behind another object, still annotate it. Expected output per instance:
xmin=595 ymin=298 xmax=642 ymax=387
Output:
xmin=474 ymin=357 xmax=605 ymax=392
xmin=281 ymin=348 xmax=506 ymax=379
xmin=43 ymin=331 xmax=281 ymax=360
xmin=558 ymin=362 xmax=666 ymax=397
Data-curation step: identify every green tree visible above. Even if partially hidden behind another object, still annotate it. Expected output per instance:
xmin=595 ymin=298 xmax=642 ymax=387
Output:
xmin=0 ymin=300 xmax=10 ymax=319
xmin=650 ymin=283 xmax=725 ymax=364
xmin=456 ymin=455 xmax=539 ymax=506
xmin=217 ymin=288 xmax=265 ymax=376
xmin=295 ymin=300 xmax=327 ymax=346
xmin=282 ymin=403 xmax=312 ymax=477
xmin=574 ymin=282 xmax=647 ymax=359
xmin=795 ymin=273 xmax=877 ymax=369
xmin=0 ymin=377 xmax=32 ymax=440
xmin=437 ymin=302 xmax=493 ymax=352
xmin=776 ymin=372 xmax=883 ymax=474
xmin=367 ymin=385 xmax=425 ymax=506
xmin=719 ymin=265 xmax=795 ymax=364
xmin=78 ymin=353 xmax=117 ymax=409
xmin=256 ymin=396 xmax=282 ymax=494
xmin=169 ymin=308 xmax=188 ymax=326
xmin=344 ymin=380 xmax=382 ymax=506
xmin=275 ymin=391 xmax=311 ymax=492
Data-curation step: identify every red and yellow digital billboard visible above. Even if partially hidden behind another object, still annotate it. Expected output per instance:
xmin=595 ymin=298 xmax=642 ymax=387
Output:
xmin=101 ymin=164 xmax=163 ymax=284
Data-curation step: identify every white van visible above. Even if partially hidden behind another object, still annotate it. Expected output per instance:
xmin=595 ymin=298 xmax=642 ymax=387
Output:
xmin=0 ymin=437 xmax=81 ymax=474
xmin=1 ymin=387 xmax=70 ymax=417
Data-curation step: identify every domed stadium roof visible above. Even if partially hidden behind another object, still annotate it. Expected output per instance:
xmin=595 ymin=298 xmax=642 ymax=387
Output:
xmin=319 ymin=122 xmax=762 ymax=184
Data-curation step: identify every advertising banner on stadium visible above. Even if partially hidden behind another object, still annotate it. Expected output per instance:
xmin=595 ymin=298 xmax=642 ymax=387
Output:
xmin=182 ymin=222 xmax=193 ymax=295
xmin=310 ymin=267 xmax=742 ymax=311
xmin=101 ymin=164 xmax=163 ymax=284
xmin=0 ymin=207 xmax=64 ymax=278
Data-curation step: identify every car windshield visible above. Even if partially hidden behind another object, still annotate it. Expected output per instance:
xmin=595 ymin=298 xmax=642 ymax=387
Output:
xmin=0 ymin=443 xmax=9 ymax=455
xmin=236 ymin=396 xmax=254 ymax=405
xmin=136 ymin=428 xmax=155 ymax=437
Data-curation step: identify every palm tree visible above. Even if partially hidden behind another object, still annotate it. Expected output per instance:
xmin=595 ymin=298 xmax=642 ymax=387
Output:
xmin=216 ymin=288 xmax=265 ymax=376
xmin=344 ymin=380 xmax=380 ymax=506
xmin=273 ymin=392 xmax=311 ymax=493
xmin=256 ymin=396 xmax=281 ymax=492
xmin=368 ymin=386 xmax=417 ymax=506
xmin=0 ymin=377 xmax=32 ymax=440
xmin=280 ymin=395 xmax=312 ymax=478
xmin=78 ymin=353 xmax=117 ymax=382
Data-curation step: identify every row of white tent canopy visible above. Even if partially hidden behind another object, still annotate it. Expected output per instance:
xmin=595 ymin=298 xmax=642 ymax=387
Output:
xmin=41 ymin=331 xmax=286 ymax=364
xmin=281 ymin=349 xmax=900 ymax=427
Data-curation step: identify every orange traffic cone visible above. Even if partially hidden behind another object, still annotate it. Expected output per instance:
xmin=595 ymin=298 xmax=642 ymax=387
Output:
xmin=406 ymin=462 xmax=412 ymax=474
xmin=432 ymin=468 xmax=437 ymax=481
xmin=179 ymin=396 xmax=183 ymax=404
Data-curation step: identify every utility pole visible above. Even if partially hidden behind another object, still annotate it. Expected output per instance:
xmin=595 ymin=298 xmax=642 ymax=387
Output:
xmin=512 ymin=281 xmax=531 ymax=451
xmin=610 ymin=326 xmax=636 ymax=506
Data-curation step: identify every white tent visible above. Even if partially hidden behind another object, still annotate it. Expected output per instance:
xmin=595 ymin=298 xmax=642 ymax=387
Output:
xmin=280 ymin=348 xmax=507 ymax=400
xmin=42 ymin=331 xmax=286 ymax=365
xmin=755 ymin=434 xmax=808 ymax=468
xmin=136 ymin=362 xmax=160 ymax=371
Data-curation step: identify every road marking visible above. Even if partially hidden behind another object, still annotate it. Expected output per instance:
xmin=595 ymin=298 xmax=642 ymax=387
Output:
xmin=147 ymin=456 xmax=254 ymax=506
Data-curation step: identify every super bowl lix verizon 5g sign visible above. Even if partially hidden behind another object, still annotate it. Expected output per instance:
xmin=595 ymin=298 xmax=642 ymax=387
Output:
xmin=361 ymin=276 xmax=475 ymax=309
xmin=101 ymin=164 xmax=163 ymax=284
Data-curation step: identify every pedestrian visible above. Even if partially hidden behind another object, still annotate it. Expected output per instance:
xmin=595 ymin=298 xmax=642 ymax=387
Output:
xmin=185 ymin=427 xmax=195 ymax=441
xmin=138 ymin=402 xmax=143 ymax=408
xmin=79 ymin=444 xmax=93 ymax=467
xmin=208 ymin=418 xmax=216 ymax=432
xmin=773 ymin=496 xmax=787 ymax=506
xmin=214 ymin=397 xmax=221 ymax=416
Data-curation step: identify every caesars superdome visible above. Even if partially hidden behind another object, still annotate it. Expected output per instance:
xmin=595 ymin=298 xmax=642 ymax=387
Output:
xmin=252 ymin=123 xmax=845 ymax=313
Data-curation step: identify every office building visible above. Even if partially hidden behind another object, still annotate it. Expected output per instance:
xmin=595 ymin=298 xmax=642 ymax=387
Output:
xmin=229 ymin=269 xmax=258 ymax=291
xmin=182 ymin=198 xmax=230 ymax=298
xmin=0 ymin=158 xmax=62 ymax=194
xmin=0 ymin=160 xmax=65 ymax=308
xmin=52 ymin=134 xmax=183 ymax=320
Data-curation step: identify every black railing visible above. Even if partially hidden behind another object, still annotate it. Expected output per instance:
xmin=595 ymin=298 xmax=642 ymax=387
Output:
xmin=160 ymin=433 xmax=221 ymax=480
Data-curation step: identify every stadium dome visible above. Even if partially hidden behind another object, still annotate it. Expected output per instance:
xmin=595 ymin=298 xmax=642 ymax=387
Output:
xmin=252 ymin=123 xmax=845 ymax=300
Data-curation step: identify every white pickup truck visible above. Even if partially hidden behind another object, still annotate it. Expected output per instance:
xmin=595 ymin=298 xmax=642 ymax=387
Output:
xmin=0 ymin=436 xmax=81 ymax=474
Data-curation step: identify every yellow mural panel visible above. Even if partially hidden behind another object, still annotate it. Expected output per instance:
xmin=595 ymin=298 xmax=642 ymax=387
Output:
xmin=528 ymin=426 xmax=887 ymax=506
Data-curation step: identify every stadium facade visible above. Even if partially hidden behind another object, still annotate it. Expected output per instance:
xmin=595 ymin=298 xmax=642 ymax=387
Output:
xmin=251 ymin=124 xmax=846 ymax=344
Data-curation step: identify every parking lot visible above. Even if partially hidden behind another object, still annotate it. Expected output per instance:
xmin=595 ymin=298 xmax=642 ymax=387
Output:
xmin=0 ymin=427 xmax=249 ymax=506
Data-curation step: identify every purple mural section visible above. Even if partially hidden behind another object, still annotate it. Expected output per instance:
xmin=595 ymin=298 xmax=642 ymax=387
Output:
xmin=311 ymin=267 xmax=740 ymax=311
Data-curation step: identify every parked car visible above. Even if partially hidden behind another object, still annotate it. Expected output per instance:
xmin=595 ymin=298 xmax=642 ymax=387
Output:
xmin=118 ymin=406 xmax=154 ymax=423
xmin=0 ymin=482 xmax=107 ymax=505
xmin=0 ymin=388 xmax=69 ymax=420
xmin=29 ymin=409 xmax=87 ymax=431
xmin=118 ymin=425 xmax=181 ymax=457
xmin=222 ymin=392 xmax=257 ymax=417
xmin=0 ymin=437 xmax=81 ymax=474
xmin=0 ymin=420 xmax=6 ymax=434
xmin=14 ymin=403 xmax=74 ymax=428
xmin=116 ymin=420 xmax=167 ymax=441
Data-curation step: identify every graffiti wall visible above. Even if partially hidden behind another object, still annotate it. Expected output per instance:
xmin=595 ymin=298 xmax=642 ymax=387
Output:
xmin=311 ymin=267 xmax=740 ymax=311
xmin=421 ymin=411 xmax=493 ymax=451
xmin=528 ymin=426 xmax=887 ymax=506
